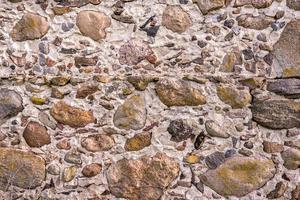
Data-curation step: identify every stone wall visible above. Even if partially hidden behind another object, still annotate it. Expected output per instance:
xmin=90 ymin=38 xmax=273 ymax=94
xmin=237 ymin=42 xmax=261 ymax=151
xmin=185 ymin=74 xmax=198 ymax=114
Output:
xmin=0 ymin=0 xmax=299 ymax=199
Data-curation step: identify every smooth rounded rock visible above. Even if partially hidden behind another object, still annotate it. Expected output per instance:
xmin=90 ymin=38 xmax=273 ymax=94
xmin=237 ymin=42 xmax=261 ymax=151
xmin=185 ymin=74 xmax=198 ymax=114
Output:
xmin=23 ymin=121 xmax=51 ymax=148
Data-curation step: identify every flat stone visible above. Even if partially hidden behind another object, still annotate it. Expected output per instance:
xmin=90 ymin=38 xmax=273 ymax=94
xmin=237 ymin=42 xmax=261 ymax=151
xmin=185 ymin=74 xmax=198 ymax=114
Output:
xmin=272 ymin=20 xmax=300 ymax=78
xmin=281 ymin=148 xmax=300 ymax=170
xmin=167 ymin=119 xmax=194 ymax=142
xmin=23 ymin=121 xmax=51 ymax=148
xmin=113 ymin=95 xmax=146 ymax=130
xmin=267 ymin=78 xmax=300 ymax=98
xmin=156 ymin=78 xmax=206 ymax=107
xmin=234 ymin=0 xmax=273 ymax=8
xmin=162 ymin=5 xmax=192 ymax=33
xmin=0 ymin=89 xmax=23 ymax=125
xmin=76 ymin=84 xmax=99 ymax=99
xmin=50 ymin=101 xmax=95 ymax=128
xmin=76 ymin=10 xmax=111 ymax=41
xmin=237 ymin=14 xmax=273 ymax=30
xmin=287 ymin=0 xmax=300 ymax=10
xmin=194 ymin=0 xmax=225 ymax=15
xmin=125 ymin=132 xmax=152 ymax=151
xmin=200 ymin=156 xmax=275 ymax=197
xmin=119 ymin=39 xmax=155 ymax=66
xmin=217 ymin=84 xmax=252 ymax=109
xmin=81 ymin=134 xmax=115 ymax=152
xmin=107 ymin=153 xmax=179 ymax=200
xmin=251 ymin=97 xmax=300 ymax=129
xmin=82 ymin=163 xmax=102 ymax=177
xmin=74 ymin=56 xmax=98 ymax=67
xmin=263 ymin=141 xmax=284 ymax=153
xmin=10 ymin=13 xmax=49 ymax=41
xmin=0 ymin=148 xmax=45 ymax=189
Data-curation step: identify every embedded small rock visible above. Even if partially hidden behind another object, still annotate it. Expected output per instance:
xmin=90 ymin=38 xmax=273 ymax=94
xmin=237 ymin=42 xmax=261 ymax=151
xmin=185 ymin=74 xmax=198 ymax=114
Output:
xmin=10 ymin=13 xmax=49 ymax=41
xmin=156 ymin=78 xmax=206 ymax=107
xmin=234 ymin=0 xmax=274 ymax=8
xmin=50 ymin=101 xmax=95 ymax=128
xmin=107 ymin=153 xmax=180 ymax=200
xmin=167 ymin=119 xmax=194 ymax=142
xmin=205 ymin=120 xmax=230 ymax=138
xmin=63 ymin=166 xmax=77 ymax=182
xmin=287 ymin=0 xmax=300 ymax=10
xmin=263 ymin=141 xmax=284 ymax=153
xmin=194 ymin=0 xmax=225 ymax=15
xmin=113 ymin=95 xmax=146 ymax=130
xmin=76 ymin=10 xmax=111 ymax=41
xmin=205 ymin=151 xmax=225 ymax=169
xmin=125 ymin=132 xmax=151 ymax=151
xmin=81 ymin=134 xmax=115 ymax=152
xmin=162 ymin=5 xmax=192 ymax=33
xmin=119 ymin=39 xmax=155 ymax=66
xmin=217 ymin=84 xmax=252 ymax=109
xmin=200 ymin=156 xmax=275 ymax=197
xmin=82 ymin=163 xmax=102 ymax=177
xmin=23 ymin=121 xmax=51 ymax=148
xmin=0 ymin=89 xmax=23 ymax=125
xmin=237 ymin=14 xmax=273 ymax=30
xmin=281 ymin=148 xmax=300 ymax=170
xmin=76 ymin=85 xmax=99 ymax=99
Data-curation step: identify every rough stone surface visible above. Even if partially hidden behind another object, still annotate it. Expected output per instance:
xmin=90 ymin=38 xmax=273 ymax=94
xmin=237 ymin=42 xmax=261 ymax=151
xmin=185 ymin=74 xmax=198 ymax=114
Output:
xmin=156 ymin=79 xmax=206 ymax=107
xmin=252 ymin=97 xmax=300 ymax=129
xmin=81 ymin=134 xmax=115 ymax=152
xmin=272 ymin=20 xmax=300 ymax=77
xmin=113 ymin=95 xmax=146 ymax=130
xmin=167 ymin=119 xmax=194 ymax=142
xmin=0 ymin=89 xmax=23 ymax=125
xmin=162 ymin=5 xmax=192 ymax=33
xmin=0 ymin=148 xmax=45 ymax=189
xmin=107 ymin=153 xmax=180 ymax=200
xmin=50 ymin=101 xmax=95 ymax=128
xmin=194 ymin=0 xmax=225 ymax=15
xmin=125 ymin=132 xmax=151 ymax=151
xmin=10 ymin=13 xmax=49 ymax=41
xmin=281 ymin=148 xmax=300 ymax=170
xmin=287 ymin=0 xmax=300 ymax=10
xmin=217 ymin=84 xmax=252 ymax=109
xmin=200 ymin=156 xmax=275 ymax=197
xmin=267 ymin=78 xmax=300 ymax=98
xmin=237 ymin=14 xmax=273 ymax=30
xmin=1 ymin=0 xmax=300 ymax=199
xmin=76 ymin=10 xmax=111 ymax=41
xmin=119 ymin=39 xmax=155 ymax=66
